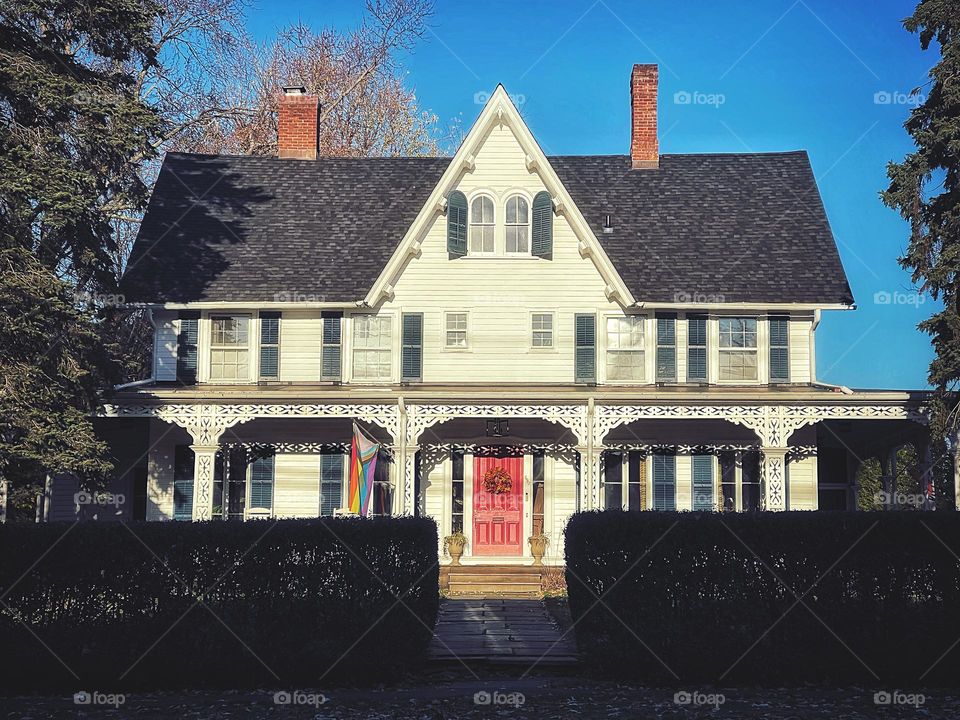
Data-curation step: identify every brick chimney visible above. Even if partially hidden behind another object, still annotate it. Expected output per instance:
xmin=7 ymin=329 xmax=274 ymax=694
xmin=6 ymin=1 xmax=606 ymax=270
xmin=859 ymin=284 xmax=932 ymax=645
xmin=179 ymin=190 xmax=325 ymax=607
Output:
xmin=630 ymin=64 xmax=659 ymax=169
xmin=278 ymin=85 xmax=319 ymax=160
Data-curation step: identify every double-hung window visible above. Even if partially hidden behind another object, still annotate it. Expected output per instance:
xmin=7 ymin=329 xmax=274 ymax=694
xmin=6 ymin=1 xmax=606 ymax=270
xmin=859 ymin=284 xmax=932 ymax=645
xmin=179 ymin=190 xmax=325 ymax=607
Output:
xmin=445 ymin=312 xmax=468 ymax=349
xmin=505 ymin=195 xmax=530 ymax=253
xmin=469 ymin=196 xmax=495 ymax=254
xmin=352 ymin=315 xmax=392 ymax=381
xmin=210 ymin=315 xmax=250 ymax=381
xmin=603 ymin=452 xmax=646 ymax=511
xmin=606 ymin=316 xmax=645 ymax=382
xmin=531 ymin=313 xmax=554 ymax=348
xmin=718 ymin=318 xmax=758 ymax=381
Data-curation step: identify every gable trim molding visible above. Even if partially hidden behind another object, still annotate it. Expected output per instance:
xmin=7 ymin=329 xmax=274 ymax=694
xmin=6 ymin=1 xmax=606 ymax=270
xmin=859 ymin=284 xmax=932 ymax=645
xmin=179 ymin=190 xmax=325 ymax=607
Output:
xmin=363 ymin=85 xmax=636 ymax=308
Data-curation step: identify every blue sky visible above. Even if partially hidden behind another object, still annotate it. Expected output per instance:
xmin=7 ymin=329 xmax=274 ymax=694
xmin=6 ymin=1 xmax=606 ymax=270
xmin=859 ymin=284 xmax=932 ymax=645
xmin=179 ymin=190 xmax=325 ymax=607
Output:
xmin=250 ymin=0 xmax=937 ymax=390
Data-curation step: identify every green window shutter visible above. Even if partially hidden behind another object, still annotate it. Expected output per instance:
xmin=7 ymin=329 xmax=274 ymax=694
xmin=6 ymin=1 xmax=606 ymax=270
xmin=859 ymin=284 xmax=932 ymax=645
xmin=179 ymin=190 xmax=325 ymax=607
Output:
xmin=769 ymin=316 xmax=789 ymax=382
xmin=652 ymin=454 xmax=676 ymax=511
xmin=692 ymin=455 xmax=714 ymax=511
xmin=401 ymin=313 xmax=423 ymax=382
xmin=320 ymin=453 xmax=344 ymax=516
xmin=249 ymin=455 xmax=274 ymax=510
xmin=656 ymin=314 xmax=676 ymax=382
xmin=687 ymin=314 xmax=708 ymax=383
xmin=176 ymin=312 xmax=199 ymax=384
xmin=259 ymin=312 xmax=280 ymax=379
xmin=447 ymin=191 xmax=468 ymax=257
xmin=531 ymin=191 xmax=553 ymax=259
xmin=321 ymin=312 xmax=342 ymax=381
xmin=173 ymin=445 xmax=195 ymax=520
xmin=574 ymin=314 xmax=596 ymax=383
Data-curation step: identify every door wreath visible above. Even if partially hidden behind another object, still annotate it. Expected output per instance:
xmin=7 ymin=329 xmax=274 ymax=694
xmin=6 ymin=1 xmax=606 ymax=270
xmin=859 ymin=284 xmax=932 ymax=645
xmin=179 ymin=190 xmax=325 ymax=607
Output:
xmin=482 ymin=465 xmax=513 ymax=494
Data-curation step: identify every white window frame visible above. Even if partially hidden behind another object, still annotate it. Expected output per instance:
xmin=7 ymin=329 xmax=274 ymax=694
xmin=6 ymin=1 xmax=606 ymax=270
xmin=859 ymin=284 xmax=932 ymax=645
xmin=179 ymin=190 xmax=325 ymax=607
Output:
xmin=604 ymin=314 xmax=647 ymax=384
xmin=350 ymin=313 xmax=395 ymax=383
xmin=504 ymin=194 xmax=531 ymax=255
xmin=718 ymin=317 xmax=759 ymax=383
xmin=468 ymin=194 xmax=496 ymax=255
xmin=207 ymin=314 xmax=252 ymax=383
xmin=443 ymin=311 xmax=470 ymax=351
xmin=530 ymin=311 xmax=555 ymax=350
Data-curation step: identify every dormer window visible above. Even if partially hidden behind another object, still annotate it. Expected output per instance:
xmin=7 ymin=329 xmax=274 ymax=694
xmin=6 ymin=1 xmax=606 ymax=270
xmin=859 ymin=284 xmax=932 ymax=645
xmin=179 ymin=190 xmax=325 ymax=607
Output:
xmin=469 ymin=196 xmax=495 ymax=254
xmin=505 ymin=195 xmax=530 ymax=254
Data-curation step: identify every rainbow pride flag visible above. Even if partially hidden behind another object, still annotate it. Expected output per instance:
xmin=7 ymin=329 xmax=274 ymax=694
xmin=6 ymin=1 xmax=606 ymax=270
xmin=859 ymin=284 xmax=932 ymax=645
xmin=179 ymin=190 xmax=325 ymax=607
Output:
xmin=348 ymin=422 xmax=379 ymax=516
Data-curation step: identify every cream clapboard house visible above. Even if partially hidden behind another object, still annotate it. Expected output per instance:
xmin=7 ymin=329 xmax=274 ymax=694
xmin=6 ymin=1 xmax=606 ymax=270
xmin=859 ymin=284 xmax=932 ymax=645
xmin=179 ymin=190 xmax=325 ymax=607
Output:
xmin=70 ymin=65 xmax=932 ymax=565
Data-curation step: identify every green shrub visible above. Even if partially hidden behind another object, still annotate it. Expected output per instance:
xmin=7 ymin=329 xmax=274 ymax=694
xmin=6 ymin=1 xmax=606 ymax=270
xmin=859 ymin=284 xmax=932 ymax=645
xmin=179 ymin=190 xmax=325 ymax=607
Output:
xmin=565 ymin=511 xmax=960 ymax=685
xmin=0 ymin=517 xmax=439 ymax=691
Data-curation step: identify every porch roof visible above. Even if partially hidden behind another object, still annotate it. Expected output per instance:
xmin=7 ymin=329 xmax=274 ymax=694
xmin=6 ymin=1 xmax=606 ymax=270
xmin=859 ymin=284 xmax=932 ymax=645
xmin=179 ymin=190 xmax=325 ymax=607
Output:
xmin=107 ymin=382 xmax=929 ymax=408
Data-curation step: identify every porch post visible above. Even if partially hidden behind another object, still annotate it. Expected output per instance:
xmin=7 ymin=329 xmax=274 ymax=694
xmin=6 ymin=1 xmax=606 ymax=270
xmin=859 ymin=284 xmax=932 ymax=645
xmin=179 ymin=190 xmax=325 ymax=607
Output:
xmin=404 ymin=446 xmax=419 ymax=516
xmin=0 ymin=476 xmax=6 ymax=523
xmin=761 ymin=447 xmax=788 ymax=511
xmin=576 ymin=447 xmax=590 ymax=511
xmin=190 ymin=445 xmax=219 ymax=521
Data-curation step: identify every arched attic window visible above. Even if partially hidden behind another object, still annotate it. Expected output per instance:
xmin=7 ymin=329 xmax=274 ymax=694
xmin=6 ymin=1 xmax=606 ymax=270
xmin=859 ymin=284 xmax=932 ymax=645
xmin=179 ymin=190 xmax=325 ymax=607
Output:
xmin=470 ymin=196 xmax=495 ymax=254
xmin=505 ymin=195 xmax=530 ymax=254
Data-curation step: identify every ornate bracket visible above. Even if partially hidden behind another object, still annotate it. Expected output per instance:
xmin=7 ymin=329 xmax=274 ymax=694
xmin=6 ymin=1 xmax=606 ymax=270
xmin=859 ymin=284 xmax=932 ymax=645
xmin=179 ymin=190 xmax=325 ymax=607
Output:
xmin=404 ymin=403 xmax=589 ymax=446
xmin=100 ymin=402 xmax=402 ymax=444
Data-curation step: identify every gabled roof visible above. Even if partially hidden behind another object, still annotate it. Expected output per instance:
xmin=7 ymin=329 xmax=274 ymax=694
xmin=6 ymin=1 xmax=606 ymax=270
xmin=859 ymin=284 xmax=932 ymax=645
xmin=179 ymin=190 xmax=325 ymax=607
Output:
xmin=122 ymin=149 xmax=853 ymax=307
xmin=551 ymin=152 xmax=853 ymax=305
xmin=123 ymin=154 xmax=449 ymax=304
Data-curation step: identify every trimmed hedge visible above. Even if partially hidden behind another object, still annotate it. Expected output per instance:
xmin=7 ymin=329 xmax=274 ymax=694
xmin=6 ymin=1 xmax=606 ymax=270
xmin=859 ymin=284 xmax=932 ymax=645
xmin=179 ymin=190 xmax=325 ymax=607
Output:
xmin=565 ymin=511 xmax=960 ymax=685
xmin=0 ymin=517 xmax=438 ymax=691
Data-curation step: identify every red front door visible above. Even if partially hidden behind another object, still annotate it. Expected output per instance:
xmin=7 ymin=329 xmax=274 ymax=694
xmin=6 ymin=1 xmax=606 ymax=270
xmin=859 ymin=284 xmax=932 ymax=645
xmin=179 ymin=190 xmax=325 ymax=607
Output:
xmin=473 ymin=455 xmax=524 ymax=556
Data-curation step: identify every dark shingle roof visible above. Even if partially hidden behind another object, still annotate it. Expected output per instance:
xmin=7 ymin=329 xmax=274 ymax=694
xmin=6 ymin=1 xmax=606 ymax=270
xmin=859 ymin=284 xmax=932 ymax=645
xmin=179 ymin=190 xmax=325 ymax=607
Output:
xmin=122 ymin=151 xmax=853 ymax=305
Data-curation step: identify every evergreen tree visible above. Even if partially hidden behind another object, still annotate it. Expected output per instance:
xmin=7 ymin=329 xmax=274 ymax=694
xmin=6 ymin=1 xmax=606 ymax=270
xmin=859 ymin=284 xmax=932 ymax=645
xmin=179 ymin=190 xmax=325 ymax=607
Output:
xmin=882 ymin=0 xmax=960 ymax=504
xmin=0 ymin=0 xmax=162 ymax=517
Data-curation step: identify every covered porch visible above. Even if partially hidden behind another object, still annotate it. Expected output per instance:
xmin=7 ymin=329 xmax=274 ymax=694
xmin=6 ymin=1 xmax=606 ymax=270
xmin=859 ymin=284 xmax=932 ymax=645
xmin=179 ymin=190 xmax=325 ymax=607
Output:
xmin=93 ymin=385 xmax=936 ymax=543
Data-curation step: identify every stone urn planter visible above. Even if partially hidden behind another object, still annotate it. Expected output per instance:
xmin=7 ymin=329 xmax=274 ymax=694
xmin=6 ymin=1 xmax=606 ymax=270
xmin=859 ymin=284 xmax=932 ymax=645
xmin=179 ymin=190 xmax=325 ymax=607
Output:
xmin=444 ymin=532 xmax=468 ymax=566
xmin=528 ymin=534 xmax=549 ymax=567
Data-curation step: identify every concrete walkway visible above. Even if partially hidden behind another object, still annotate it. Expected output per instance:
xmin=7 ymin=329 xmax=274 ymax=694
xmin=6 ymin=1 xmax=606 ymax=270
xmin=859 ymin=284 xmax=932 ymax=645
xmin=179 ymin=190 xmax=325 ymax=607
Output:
xmin=429 ymin=598 xmax=578 ymax=666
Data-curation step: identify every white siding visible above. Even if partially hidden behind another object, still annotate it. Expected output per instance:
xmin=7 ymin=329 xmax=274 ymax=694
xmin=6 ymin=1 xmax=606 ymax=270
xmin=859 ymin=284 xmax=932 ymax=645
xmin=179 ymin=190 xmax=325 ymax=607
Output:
xmin=788 ymin=456 xmax=818 ymax=510
xmin=279 ymin=311 xmax=322 ymax=382
xmin=153 ymin=310 xmax=178 ymax=381
xmin=789 ymin=314 xmax=814 ymax=384
xmin=147 ymin=421 xmax=177 ymax=521
xmin=273 ymin=454 xmax=321 ymax=517
xmin=547 ymin=453 xmax=577 ymax=563
xmin=382 ymin=123 xmax=612 ymax=385
xmin=675 ymin=455 xmax=692 ymax=510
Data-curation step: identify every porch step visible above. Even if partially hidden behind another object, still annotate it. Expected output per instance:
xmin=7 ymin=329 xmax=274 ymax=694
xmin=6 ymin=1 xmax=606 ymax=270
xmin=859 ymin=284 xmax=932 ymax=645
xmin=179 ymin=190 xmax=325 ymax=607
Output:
xmin=448 ymin=572 xmax=541 ymax=584
xmin=441 ymin=565 xmax=544 ymax=598
xmin=443 ymin=564 xmax=543 ymax=574
xmin=448 ymin=582 xmax=543 ymax=596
